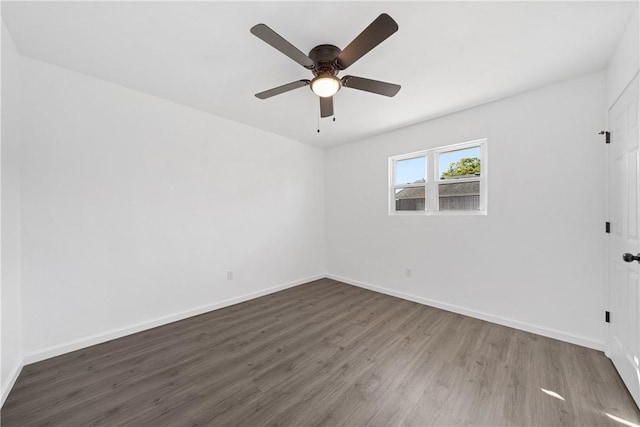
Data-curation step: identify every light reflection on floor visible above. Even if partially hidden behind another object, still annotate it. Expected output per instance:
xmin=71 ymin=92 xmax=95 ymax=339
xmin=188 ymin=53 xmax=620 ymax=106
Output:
xmin=540 ymin=388 xmax=566 ymax=401
xmin=539 ymin=388 xmax=640 ymax=426
xmin=606 ymin=413 xmax=640 ymax=427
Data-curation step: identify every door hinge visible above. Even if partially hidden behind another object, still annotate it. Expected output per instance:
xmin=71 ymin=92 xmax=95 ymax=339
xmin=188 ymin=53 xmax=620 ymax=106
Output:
xmin=599 ymin=130 xmax=610 ymax=144
xmin=606 ymin=311 xmax=610 ymax=323
xmin=606 ymin=222 xmax=611 ymax=233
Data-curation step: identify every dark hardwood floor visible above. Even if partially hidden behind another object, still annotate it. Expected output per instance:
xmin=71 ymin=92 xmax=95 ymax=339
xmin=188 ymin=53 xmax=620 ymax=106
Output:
xmin=3 ymin=278 xmax=639 ymax=426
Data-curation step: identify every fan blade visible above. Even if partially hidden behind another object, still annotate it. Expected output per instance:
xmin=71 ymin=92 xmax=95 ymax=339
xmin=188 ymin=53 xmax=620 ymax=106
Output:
xmin=342 ymin=75 xmax=401 ymax=97
xmin=250 ymin=24 xmax=314 ymax=68
xmin=255 ymin=80 xmax=310 ymax=99
xmin=320 ymin=96 xmax=334 ymax=118
xmin=336 ymin=14 xmax=398 ymax=70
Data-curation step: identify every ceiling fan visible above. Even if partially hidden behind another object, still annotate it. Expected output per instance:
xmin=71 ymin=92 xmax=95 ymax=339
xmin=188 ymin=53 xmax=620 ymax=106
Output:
xmin=250 ymin=14 xmax=401 ymax=118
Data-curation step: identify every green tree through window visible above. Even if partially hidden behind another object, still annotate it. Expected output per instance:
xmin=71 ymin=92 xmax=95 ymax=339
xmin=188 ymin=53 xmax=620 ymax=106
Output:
xmin=441 ymin=157 xmax=480 ymax=179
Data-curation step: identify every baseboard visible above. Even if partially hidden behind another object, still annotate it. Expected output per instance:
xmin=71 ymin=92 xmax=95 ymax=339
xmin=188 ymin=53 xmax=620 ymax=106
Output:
xmin=1 ymin=358 xmax=24 ymax=408
xmin=21 ymin=272 xmax=603 ymax=366
xmin=23 ymin=274 xmax=325 ymax=365
xmin=327 ymin=274 xmax=604 ymax=351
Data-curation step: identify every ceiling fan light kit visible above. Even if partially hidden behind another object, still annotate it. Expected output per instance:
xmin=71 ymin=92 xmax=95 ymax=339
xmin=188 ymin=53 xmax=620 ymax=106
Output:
xmin=311 ymin=75 xmax=341 ymax=97
xmin=250 ymin=13 xmax=401 ymax=122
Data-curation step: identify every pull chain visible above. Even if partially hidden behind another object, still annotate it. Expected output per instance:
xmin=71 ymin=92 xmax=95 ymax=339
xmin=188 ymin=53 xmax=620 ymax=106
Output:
xmin=316 ymin=104 xmax=337 ymax=133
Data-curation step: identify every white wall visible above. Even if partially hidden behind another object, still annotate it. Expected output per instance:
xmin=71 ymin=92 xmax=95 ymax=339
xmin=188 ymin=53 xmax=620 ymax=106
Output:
xmin=605 ymin=6 xmax=639 ymax=109
xmin=326 ymin=72 xmax=606 ymax=350
xmin=19 ymin=57 xmax=326 ymax=360
xmin=1 ymin=21 xmax=23 ymax=404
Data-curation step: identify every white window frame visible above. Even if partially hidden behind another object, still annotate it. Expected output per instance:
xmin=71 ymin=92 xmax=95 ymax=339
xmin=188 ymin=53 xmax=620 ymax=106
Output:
xmin=389 ymin=138 xmax=488 ymax=216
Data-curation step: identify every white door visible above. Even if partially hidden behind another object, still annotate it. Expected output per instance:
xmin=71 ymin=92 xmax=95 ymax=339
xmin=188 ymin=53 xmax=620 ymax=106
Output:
xmin=608 ymin=72 xmax=640 ymax=408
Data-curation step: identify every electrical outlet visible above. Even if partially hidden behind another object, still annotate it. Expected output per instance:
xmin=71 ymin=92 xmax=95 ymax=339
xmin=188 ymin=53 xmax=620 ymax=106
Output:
xmin=227 ymin=271 xmax=233 ymax=280
xmin=406 ymin=268 xmax=412 ymax=278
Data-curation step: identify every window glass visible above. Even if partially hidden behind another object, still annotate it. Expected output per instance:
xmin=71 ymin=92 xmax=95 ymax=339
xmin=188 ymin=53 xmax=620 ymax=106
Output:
xmin=395 ymin=156 xmax=426 ymax=185
xmin=438 ymin=181 xmax=480 ymax=211
xmin=395 ymin=187 xmax=425 ymax=211
xmin=439 ymin=146 xmax=481 ymax=180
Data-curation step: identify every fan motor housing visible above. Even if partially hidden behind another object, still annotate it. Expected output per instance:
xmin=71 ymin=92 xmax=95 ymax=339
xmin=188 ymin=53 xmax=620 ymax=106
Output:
xmin=309 ymin=44 xmax=341 ymax=74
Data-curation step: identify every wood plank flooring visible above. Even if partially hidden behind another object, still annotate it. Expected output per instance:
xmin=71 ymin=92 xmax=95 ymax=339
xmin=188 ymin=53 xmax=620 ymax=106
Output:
xmin=3 ymin=278 xmax=639 ymax=426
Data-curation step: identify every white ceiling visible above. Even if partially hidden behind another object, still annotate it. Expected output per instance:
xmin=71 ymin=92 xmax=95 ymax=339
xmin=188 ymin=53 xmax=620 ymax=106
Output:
xmin=2 ymin=1 xmax=637 ymax=148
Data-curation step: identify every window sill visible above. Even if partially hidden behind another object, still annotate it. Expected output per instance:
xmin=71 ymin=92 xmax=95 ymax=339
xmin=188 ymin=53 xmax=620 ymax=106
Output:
xmin=389 ymin=210 xmax=488 ymax=216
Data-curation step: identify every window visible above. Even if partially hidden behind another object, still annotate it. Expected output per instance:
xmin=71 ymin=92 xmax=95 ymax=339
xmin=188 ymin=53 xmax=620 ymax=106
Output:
xmin=393 ymin=156 xmax=426 ymax=211
xmin=389 ymin=139 xmax=487 ymax=215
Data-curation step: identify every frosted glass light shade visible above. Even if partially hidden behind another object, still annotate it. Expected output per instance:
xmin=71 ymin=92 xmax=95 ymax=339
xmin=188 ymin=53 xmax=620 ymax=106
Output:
xmin=311 ymin=75 xmax=341 ymax=97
